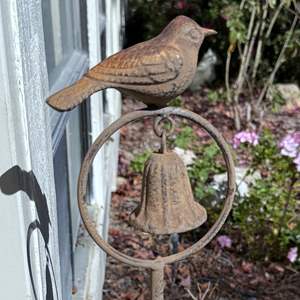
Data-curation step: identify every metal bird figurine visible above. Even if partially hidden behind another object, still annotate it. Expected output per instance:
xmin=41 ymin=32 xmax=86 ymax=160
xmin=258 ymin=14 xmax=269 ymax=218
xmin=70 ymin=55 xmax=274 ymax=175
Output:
xmin=47 ymin=16 xmax=216 ymax=111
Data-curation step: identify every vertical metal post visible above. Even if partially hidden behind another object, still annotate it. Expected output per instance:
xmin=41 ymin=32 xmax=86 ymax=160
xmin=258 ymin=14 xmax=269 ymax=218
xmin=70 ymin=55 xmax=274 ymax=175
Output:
xmin=151 ymin=266 xmax=165 ymax=300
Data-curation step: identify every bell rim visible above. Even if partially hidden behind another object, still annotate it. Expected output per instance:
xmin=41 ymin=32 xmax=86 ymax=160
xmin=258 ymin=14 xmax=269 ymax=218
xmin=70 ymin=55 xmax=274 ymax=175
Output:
xmin=130 ymin=205 xmax=208 ymax=235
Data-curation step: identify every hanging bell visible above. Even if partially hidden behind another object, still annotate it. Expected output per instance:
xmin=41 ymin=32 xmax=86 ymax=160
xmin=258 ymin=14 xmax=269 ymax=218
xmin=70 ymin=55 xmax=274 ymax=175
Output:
xmin=130 ymin=150 xmax=207 ymax=234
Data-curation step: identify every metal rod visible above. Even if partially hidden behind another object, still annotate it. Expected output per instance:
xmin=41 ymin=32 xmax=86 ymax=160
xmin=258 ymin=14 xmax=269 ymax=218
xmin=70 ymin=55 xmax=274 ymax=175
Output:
xmin=78 ymin=107 xmax=236 ymax=269
xmin=151 ymin=266 xmax=165 ymax=300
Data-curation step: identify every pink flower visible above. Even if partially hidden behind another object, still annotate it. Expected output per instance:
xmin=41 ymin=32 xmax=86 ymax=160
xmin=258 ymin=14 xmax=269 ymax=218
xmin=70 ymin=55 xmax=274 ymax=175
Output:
xmin=232 ymin=131 xmax=259 ymax=149
xmin=287 ymin=247 xmax=298 ymax=263
xmin=279 ymin=132 xmax=300 ymax=172
xmin=279 ymin=132 xmax=300 ymax=158
xmin=217 ymin=235 xmax=232 ymax=248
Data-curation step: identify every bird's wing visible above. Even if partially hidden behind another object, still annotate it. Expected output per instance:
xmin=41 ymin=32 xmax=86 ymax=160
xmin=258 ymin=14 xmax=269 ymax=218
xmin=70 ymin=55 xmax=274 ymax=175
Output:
xmin=86 ymin=43 xmax=183 ymax=85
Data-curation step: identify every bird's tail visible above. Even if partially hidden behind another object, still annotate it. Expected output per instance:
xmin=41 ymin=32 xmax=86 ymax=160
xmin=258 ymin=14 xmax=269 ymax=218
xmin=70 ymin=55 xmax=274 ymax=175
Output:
xmin=47 ymin=76 xmax=106 ymax=111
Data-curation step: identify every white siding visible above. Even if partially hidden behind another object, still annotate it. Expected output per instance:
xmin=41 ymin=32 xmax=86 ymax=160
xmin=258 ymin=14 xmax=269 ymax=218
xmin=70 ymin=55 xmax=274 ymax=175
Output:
xmin=0 ymin=0 xmax=61 ymax=299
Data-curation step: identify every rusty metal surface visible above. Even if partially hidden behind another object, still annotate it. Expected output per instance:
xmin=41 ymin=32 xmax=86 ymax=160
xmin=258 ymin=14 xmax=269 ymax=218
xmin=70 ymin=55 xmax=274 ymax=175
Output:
xmin=151 ymin=267 xmax=165 ymax=300
xmin=78 ymin=107 xmax=235 ymax=299
xmin=47 ymin=16 xmax=216 ymax=111
xmin=130 ymin=150 xmax=207 ymax=234
xmin=131 ymin=114 xmax=207 ymax=235
xmin=77 ymin=107 xmax=236 ymax=271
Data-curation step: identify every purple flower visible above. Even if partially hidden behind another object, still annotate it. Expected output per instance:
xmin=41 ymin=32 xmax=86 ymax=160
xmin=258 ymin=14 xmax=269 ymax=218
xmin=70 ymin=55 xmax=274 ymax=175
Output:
xmin=279 ymin=132 xmax=300 ymax=158
xmin=233 ymin=131 xmax=259 ymax=149
xmin=217 ymin=235 xmax=232 ymax=248
xmin=287 ymin=247 xmax=298 ymax=263
xmin=279 ymin=132 xmax=300 ymax=172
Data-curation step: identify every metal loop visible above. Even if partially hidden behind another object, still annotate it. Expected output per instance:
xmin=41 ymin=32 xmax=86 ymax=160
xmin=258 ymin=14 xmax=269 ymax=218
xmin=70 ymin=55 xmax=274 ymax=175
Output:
xmin=153 ymin=115 xmax=175 ymax=138
xmin=77 ymin=107 xmax=236 ymax=270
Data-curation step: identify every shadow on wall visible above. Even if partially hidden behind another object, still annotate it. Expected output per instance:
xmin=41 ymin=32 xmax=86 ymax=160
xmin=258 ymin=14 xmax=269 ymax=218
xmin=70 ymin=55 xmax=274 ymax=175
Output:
xmin=0 ymin=165 xmax=58 ymax=300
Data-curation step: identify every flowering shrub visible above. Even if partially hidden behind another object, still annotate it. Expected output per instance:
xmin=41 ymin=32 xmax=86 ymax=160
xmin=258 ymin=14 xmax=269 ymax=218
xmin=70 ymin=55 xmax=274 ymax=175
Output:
xmin=279 ymin=132 xmax=300 ymax=157
xmin=129 ymin=127 xmax=299 ymax=264
xmin=233 ymin=130 xmax=300 ymax=261
xmin=233 ymin=131 xmax=259 ymax=149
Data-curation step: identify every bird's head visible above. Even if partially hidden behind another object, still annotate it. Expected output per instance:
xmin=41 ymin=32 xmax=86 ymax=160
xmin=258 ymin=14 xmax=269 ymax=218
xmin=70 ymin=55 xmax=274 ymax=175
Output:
xmin=160 ymin=15 xmax=217 ymax=49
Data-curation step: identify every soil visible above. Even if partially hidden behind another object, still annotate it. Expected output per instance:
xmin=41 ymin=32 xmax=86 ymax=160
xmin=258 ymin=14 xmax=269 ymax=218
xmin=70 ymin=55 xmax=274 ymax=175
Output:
xmin=102 ymin=92 xmax=300 ymax=300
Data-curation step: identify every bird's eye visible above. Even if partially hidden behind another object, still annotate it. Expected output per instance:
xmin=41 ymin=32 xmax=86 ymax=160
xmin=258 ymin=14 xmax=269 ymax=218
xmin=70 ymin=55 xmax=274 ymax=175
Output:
xmin=188 ymin=29 xmax=201 ymax=41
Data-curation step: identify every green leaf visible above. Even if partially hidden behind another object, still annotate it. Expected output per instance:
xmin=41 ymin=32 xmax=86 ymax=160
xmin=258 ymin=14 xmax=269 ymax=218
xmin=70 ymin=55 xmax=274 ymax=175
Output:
xmin=174 ymin=126 xmax=196 ymax=150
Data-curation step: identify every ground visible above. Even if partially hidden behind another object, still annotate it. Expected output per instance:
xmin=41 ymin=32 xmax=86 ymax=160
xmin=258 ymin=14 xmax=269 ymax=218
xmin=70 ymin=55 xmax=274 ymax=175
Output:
xmin=102 ymin=92 xmax=300 ymax=300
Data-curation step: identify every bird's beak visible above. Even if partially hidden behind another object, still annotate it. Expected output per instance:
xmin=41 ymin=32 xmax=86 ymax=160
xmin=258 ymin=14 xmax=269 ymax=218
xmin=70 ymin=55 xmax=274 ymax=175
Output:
xmin=201 ymin=27 xmax=217 ymax=37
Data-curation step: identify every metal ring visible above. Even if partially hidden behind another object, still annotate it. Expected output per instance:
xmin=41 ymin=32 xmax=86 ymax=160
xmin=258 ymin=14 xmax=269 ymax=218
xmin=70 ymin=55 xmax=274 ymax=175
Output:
xmin=78 ymin=107 xmax=236 ymax=270
xmin=153 ymin=115 xmax=175 ymax=138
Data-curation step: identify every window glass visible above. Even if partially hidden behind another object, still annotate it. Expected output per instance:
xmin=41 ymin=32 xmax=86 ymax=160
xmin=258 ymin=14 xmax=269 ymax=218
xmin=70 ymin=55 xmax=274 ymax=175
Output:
xmin=42 ymin=0 xmax=76 ymax=86
xmin=41 ymin=0 xmax=89 ymax=297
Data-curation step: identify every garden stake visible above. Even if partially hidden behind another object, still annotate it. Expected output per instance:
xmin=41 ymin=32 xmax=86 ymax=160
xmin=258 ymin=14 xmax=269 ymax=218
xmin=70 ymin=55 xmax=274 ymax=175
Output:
xmin=77 ymin=107 xmax=236 ymax=300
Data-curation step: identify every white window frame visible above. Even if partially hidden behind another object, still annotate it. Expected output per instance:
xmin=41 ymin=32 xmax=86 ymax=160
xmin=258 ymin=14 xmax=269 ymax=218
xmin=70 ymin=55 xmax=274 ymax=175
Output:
xmin=0 ymin=0 xmax=124 ymax=299
xmin=72 ymin=1 xmax=124 ymax=299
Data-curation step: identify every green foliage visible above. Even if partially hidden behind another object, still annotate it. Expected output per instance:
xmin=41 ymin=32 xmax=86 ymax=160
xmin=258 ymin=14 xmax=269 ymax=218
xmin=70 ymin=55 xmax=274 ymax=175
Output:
xmin=130 ymin=151 xmax=151 ymax=173
xmin=129 ymin=127 xmax=300 ymax=263
xmin=207 ymin=88 xmax=226 ymax=104
xmin=188 ymin=143 xmax=225 ymax=203
xmin=223 ymin=4 xmax=247 ymax=44
xmin=168 ymin=96 xmax=183 ymax=107
xmin=173 ymin=126 xmax=196 ymax=150
xmin=268 ymin=86 xmax=286 ymax=112
xmin=233 ymin=130 xmax=300 ymax=260
xmin=171 ymin=125 xmax=224 ymax=203
xmin=127 ymin=0 xmax=300 ymax=85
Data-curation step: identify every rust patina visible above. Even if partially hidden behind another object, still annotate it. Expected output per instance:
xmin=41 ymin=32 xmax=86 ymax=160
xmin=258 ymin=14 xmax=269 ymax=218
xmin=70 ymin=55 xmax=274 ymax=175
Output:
xmin=51 ymin=13 xmax=235 ymax=300
xmin=77 ymin=107 xmax=236 ymax=300
xmin=130 ymin=116 xmax=207 ymax=235
xmin=47 ymin=16 xmax=216 ymax=111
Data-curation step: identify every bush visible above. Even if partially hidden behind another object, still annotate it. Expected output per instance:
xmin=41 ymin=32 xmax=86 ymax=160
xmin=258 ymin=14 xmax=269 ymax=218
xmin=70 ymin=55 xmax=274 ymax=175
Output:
xmin=129 ymin=124 xmax=300 ymax=263
xmin=126 ymin=0 xmax=300 ymax=84
xmin=233 ymin=130 xmax=300 ymax=261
